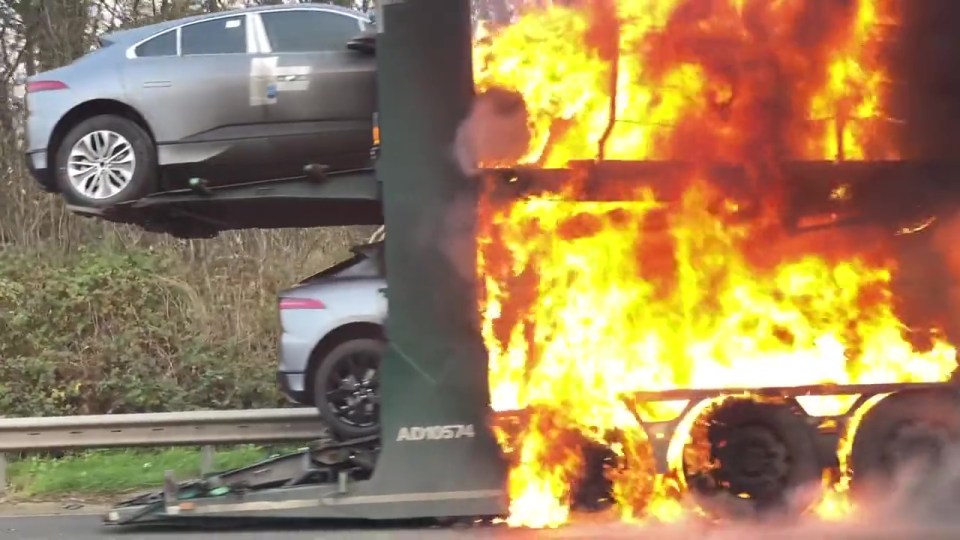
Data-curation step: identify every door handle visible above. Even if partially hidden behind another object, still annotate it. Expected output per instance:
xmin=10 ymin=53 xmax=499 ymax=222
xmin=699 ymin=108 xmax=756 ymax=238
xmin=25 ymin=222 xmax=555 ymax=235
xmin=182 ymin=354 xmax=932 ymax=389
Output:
xmin=142 ymin=81 xmax=172 ymax=88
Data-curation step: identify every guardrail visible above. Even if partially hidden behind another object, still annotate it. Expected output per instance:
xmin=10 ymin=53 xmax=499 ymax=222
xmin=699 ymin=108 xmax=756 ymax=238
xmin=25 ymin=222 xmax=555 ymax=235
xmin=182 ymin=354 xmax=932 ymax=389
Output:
xmin=0 ymin=408 xmax=328 ymax=495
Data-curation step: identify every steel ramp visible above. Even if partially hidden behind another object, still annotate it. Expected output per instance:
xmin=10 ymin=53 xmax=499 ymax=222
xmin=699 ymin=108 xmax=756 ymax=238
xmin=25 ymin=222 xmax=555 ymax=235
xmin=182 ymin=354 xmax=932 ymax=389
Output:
xmin=67 ymin=167 xmax=383 ymax=238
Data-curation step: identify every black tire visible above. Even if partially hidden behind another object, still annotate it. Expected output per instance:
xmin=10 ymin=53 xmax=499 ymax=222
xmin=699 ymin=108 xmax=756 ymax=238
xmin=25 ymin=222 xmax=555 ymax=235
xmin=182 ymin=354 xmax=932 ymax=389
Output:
xmin=570 ymin=441 xmax=616 ymax=512
xmin=54 ymin=114 xmax=158 ymax=207
xmin=848 ymin=390 xmax=960 ymax=504
xmin=312 ymin=338 xmax=384 ymax=440
xmin=683 ymin=398 xmax=822 ymax=521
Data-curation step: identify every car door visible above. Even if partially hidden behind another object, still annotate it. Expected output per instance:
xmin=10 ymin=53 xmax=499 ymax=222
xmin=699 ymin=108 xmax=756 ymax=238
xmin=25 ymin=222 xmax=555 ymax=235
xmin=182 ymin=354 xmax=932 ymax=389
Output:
xmin=122 ymin=13 xmax=277 ymax=185
xmin=252 ymin=8 xmax=377 ymax=173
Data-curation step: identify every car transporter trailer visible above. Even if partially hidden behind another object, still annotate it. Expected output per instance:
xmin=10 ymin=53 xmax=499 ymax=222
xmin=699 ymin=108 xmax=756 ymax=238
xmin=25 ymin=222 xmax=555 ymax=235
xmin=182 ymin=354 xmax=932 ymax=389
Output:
xmin=99 ymin=0 xmax=960 ymax=528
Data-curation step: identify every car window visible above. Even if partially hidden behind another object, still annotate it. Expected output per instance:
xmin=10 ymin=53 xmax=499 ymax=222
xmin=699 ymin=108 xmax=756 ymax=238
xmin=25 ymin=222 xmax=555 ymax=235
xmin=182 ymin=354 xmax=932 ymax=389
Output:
xmin=135 ymin=30 xmax=176 ymax=57
xmin=181 ymin=15 xmax=246 ymax=55
xmin=261 ymin=10 xmax=362 ymax=53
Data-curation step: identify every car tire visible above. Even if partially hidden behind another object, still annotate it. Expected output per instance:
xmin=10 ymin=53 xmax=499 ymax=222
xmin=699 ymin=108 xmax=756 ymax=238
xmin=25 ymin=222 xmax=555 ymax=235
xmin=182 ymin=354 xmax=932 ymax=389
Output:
xmin=313 ymin=338 xmax=384 ymax=440
xmin=54 ymin=114 xmax=158 ymax=207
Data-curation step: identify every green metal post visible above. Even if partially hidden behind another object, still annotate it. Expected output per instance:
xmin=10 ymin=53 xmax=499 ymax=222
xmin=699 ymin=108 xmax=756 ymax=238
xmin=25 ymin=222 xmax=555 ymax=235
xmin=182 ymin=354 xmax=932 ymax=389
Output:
xmin=355 ymin=0 xmax=507 ymax=518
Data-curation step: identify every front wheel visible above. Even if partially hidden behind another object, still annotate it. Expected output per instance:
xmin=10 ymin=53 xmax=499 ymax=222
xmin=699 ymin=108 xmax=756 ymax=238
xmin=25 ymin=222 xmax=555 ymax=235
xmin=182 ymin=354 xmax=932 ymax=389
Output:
xmin=313 ymin=338 xmax=384 ymax=440
xmin=54 ymin=114 xmax=158 ymax=207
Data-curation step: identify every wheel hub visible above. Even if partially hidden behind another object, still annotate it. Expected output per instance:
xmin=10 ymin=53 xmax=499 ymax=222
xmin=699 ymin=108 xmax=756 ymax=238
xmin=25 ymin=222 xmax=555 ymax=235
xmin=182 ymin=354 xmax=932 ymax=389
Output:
xmin=67 ymin=130 xmax=136 ymax=200
xmin=713 ymin=425 xmax=790 ymax=498
xmin=326 ymin=352 xmax=380 ymax=428
xmin=350 ymin=381 xmax=377 ymax=403
xmin=882 ymin=421 xmax=950 ymax=472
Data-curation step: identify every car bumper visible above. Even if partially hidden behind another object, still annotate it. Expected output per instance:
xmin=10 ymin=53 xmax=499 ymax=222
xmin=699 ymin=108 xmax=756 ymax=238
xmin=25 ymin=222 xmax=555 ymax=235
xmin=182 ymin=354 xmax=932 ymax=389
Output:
xmin=277 ymin=370 xmax=309 ymax=404
xmin=24 ymin=150 xmax=56 ymax=192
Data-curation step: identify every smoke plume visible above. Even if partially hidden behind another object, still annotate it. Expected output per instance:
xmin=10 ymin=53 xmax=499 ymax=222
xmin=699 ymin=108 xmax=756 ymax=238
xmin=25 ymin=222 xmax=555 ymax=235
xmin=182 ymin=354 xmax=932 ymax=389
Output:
xmin=438 ymin=86 xmax=533 ymax=293
xmin=453 ymin=86 xmax=532 ymax=175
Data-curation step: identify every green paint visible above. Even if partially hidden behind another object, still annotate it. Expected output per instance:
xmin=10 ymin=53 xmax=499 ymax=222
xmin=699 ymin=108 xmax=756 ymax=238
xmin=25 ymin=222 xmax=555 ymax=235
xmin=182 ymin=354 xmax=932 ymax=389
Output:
xmin=358 ymin=0 xmax=507 ymax=517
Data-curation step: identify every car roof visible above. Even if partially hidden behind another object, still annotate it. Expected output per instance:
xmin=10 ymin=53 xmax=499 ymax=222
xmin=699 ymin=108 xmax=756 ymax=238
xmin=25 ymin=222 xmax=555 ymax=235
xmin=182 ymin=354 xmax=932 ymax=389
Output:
xmin=101 ymin=3 xmax=370 ymax=46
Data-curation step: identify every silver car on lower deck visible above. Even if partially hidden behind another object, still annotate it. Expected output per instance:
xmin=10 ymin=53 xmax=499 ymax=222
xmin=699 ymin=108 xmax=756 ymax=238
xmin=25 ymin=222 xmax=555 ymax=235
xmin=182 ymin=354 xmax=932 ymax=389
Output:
xmin=277 ymin=240 xmax=387 ymax=439
xmin=23 ymin=3 xmax=376 ymax=209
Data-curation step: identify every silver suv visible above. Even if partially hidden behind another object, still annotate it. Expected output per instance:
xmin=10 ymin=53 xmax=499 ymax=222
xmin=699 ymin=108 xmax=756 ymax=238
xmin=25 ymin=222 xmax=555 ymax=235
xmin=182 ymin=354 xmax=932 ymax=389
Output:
xmin=277 ymin=237 xmax=387 ymax=439
xmin=23 ymin=4 xmax=376 ymax=209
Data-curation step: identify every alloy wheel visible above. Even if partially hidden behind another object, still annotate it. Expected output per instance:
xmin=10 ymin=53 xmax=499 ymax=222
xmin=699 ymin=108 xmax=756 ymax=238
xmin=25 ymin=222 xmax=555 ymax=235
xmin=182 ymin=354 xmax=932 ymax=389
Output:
xmin=324 ymin=351 xmax=380 ymax=428
xmin=67 ymin=130 xmax=136 ymax=199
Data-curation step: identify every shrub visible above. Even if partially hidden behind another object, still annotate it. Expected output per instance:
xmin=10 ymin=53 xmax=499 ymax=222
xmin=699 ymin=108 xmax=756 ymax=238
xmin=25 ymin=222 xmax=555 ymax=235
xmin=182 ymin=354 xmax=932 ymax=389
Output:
xmin=0 ymin=244 xmax=286 ymax=416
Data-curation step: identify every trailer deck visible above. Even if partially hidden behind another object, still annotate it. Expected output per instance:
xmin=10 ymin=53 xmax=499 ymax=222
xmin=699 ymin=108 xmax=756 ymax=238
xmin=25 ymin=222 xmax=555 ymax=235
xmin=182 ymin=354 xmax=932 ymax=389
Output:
xmin=66 ymin=167 xmax=382 ymax=239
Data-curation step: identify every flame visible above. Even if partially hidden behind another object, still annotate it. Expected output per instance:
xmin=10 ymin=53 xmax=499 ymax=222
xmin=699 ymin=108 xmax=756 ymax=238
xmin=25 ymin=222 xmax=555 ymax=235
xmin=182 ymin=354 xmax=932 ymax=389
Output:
xmin=498 ymin=410 xmax=583 ymax=528
xmin=473 ymin=0 xmax=900 ymax=167
xmin=813 ymin=392 xmax=891 ymax=520
xmin=472 ymin=0 xmax=956 ymax=529
xmin=807 ymin=0 xmax=898 ymax=160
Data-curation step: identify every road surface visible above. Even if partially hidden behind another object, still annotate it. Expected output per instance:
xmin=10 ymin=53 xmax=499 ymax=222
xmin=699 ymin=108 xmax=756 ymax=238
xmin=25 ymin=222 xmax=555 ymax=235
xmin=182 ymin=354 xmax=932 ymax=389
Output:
xmin=4 ymin=513 xmax=960 ymax=540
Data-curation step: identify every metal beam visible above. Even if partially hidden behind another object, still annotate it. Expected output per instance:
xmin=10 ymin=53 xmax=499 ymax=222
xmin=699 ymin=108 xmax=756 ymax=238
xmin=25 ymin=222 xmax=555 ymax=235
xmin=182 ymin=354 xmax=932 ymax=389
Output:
xmin=356 ymin=0 xmax=508 ymax=518
xmin=0 ymin=409 xmax=327 ymax=451
xmin=65 ymin=168 xmax=383 ymax=238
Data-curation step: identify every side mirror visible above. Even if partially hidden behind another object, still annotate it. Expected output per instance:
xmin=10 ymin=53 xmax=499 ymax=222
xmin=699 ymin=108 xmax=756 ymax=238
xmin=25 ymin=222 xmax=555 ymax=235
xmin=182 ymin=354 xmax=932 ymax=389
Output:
xmin=347 ymin=31 xmax=376 ymax=55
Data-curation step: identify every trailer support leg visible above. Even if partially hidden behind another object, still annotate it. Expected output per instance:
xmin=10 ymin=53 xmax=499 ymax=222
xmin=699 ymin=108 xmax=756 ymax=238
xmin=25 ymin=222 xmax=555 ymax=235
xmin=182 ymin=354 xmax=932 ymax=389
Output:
xmin=340 ymin=0 xmax=508 ymax=518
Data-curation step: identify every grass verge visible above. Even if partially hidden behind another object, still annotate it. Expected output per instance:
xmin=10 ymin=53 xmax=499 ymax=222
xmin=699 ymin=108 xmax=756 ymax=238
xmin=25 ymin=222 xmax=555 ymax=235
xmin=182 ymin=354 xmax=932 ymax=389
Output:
xmin=7 ymin=446 xmax=300 ymax=499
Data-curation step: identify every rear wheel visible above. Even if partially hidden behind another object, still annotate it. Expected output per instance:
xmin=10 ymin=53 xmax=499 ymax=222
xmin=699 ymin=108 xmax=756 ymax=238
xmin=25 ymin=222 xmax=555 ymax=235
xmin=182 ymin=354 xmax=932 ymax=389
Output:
xmin=848 ymin=390 xmax=960 ymax=514
xmin=312 ymin=338 xmax=384 ymax=440
xmin=54 ymin=114 xmax=157 ymax=207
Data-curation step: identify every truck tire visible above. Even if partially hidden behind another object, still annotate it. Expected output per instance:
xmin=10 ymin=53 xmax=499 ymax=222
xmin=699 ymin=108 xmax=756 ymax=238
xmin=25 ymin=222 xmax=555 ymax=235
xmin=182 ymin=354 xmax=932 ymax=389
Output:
xmin=848 ymin=389 xmax=960 ymax=504
xmin=54 ymin=114 xmax=157 ymax=207
xmin=683 ymin=398 xmax=821 ymax=520
xmin=313 ymin=338 xmax=384 ymax=440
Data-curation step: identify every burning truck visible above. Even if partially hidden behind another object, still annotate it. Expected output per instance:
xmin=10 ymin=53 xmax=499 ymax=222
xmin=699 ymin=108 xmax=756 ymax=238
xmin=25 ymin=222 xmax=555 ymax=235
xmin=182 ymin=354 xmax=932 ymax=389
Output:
xmin=101 ymin=0 xmax=960 ymax=531
xmin=467 ymin=0 xmax=960 ymax=528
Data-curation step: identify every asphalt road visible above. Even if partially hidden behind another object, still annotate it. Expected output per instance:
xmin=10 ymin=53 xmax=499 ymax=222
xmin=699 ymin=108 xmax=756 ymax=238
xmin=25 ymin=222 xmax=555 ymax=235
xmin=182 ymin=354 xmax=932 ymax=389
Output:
xmin=5 ymin=514 xmax=960 ymax=540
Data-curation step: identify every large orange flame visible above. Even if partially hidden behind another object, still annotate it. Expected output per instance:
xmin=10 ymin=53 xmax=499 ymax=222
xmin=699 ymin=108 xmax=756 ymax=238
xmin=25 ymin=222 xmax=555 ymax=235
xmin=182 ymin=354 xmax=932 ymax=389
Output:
xmin=471 ymin=0 xmax=956 ymax=529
